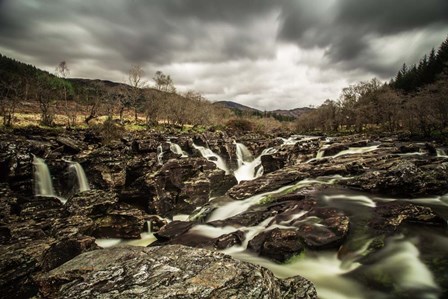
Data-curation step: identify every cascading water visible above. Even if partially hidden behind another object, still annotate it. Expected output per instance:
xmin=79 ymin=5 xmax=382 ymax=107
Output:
xmin=436 ymin=148 xmax=447 ymax=158
xmin=95 ymin=135 xmax=448 ymax=298
xmin=168 ymin=141 xmax=188 ymax=157
xmin=233 ymin=143 xmax=277 ymax=183
xmin=235 ymin=142 xmax=253 ymax=167
xmin=33 ymin=156 xmax=56 ymax=197
xmin=308 ymin=144 xmax=380 ymax=163
xmin=192 ymin=143 xmax=229 ymax=174
xmin=64 ymin=160 xmax=90 ymax=193
xmin=157 ymin=145 xmax=164 ymax=165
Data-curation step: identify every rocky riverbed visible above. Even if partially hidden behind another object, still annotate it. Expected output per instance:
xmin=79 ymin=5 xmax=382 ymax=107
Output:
xmin=1 ymin=127 xmax=447 ymax=298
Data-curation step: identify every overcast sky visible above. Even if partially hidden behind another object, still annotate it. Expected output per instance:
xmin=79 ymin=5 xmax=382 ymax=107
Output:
xmin=0 ymin=0 xmax=447 ymax=110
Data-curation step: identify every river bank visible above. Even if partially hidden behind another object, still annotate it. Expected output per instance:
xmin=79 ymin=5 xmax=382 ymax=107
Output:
xmin=1 ymin=127 xmax=447 ymax=298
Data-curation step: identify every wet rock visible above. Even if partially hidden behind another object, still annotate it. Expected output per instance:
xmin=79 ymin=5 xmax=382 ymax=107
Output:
xmin=343 ymin=159 xmax=448 ymax=197
xmin=369 ymin=201 xmax=446 ymax=234
xmin=146 ymin=158 xmax=235 ymax=216
xmin=154 ymin=221 xmax=194 ymax=242
xmin=227 ymin=167 xmax=307 ymax=200
xmin=0 ymin=236 xmax=98 ymax=299
xmin=321 ymin=143 xmax=349 ymax=157
xmin=56 ymin=136 xmax=85 ymax=154
xmin=19 ymin=196 xmax=66 ymax=221
xmin=0 ymin=184 xmax=19 ymax=223
xmin=261 ymin=153 xmax=286 ymax=174
xmin=66 ymin=189 xmax=118 ymax=216
xmin=248 ymin=228 xmax=304 ymax=262
xmin=92 ymin=205 xmax=145 ymax=239
xmin=85 ymin=146 xmax=127 ymax=190
xmin=295 ymin=207 xmax=350 ymax=250
xmin=214 ymin=230 xmax=245 ymax=250
xmin=34 ymin=245 xmax=317 ymax=299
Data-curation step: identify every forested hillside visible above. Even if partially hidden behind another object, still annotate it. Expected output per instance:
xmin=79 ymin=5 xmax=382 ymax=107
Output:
xmin=296 ymin=36 xmax=448 ymax=137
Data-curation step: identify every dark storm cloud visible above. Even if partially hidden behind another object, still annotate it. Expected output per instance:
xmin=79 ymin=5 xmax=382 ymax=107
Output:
xmin=0 ymin=0 xmax=447 ymax=109
xmin=0 ymin=0 xmax=278 ymax=70
xmin=278 ymin=0 xmax=448 ymax=75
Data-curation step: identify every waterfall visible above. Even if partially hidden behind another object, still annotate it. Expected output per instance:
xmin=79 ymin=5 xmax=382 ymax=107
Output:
xmin=70 ymin=162 xmax=90 ymax=192
xmin=157 ymin=145 xmax=164 ymax=165
xmin=192 ymin=143 xmax=229 ymax=174
xmin=332 ymin=145 xmax=379 ymax=158
xmin=33 ymin=156 xmax=56 ymax=197
xmin=233 ymin=145 xmax=277 ymax=183
xmin=436 ymin=148 xmax=447 ymax=157
xmin=235 ymin=142 xmax=254 ymax=167
xmin=168 ymin=141 xmax=188 ymax=157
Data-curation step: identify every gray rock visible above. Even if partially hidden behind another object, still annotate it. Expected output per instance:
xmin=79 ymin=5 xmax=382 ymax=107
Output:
xmin=34 ymin=245 xmax=317 ymax=299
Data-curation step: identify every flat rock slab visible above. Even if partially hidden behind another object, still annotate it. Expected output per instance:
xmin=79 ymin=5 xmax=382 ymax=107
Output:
xmin=35 ymin=244 xmax=317 ymax=299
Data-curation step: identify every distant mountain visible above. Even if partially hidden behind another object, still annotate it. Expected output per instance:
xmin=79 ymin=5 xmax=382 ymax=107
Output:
xmin=213 ymin=101 xmax=260 ymax=113
xmin=271 ymin=107 xmax=314 ymax=118
xmin=213 ymin=100 xmax=313 ymax=120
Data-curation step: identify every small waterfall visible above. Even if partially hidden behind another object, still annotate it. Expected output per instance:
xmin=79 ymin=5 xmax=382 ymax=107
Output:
xmin=70 ymin=162 xmax=90 ymax=192
xmin=233 ymin=146 xmax=277 ymax=183
xmin=332 ymin=145 xmax=379 ymax=158
xmin=309 ymin=145 xmax=379 ymax=162
xmin=33 ymin=156 xmax=56 ymax=197
xmin=235 ymin=142 xmax=254 ymax=167
xmin=436 ymin=148 xmax=447 ymax=157
xmin=168 ymin=141 xmax=188 ymax=157
xmin=157 ymin=145 xmax=164 ymax=165
xmin=193 ymin=143 xmax=229 ymax=174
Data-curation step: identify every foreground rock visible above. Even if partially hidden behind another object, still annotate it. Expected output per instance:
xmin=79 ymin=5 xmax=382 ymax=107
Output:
xmin=369 ymin=201 xmax=447 ymax=234
xmin=35 ymin=245 xmax=317 ymax=299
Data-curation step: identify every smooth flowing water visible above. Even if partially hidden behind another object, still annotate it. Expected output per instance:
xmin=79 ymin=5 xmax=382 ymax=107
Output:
xmin=33 ymin=156 xmax=67 ymax=204
xmin=157 ymin=145 xmax=164 ymax=165
xmin=168 ymin=141 xmax=188 ymax=157
xmin=200 ymin=188 xmax=447 ymax=299
xmin=68 ymin=161 xmax=90 ymax=192
xmin=233 ymin=143 xmax=277 ymax=183
xmin=95 ymin=137 xmax=448 ymax=298
xmin=33 ymin=156 xmax=56 ymax=197
xmin=193 ymin=143 xmax=230 ymax=173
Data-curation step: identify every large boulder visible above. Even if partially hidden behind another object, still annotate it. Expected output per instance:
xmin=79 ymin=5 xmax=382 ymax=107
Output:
xmin=146 ymin=158 xmax=236 ymax=216
xmin=34 ymin=245 xmax=317 ymax=299
xmin=66 ymin=190 xmax=145 ymax=239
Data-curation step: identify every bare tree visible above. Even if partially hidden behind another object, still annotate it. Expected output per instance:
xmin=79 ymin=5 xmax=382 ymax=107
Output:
xmin=128 ymin=64 xmax=147 ymax=121
xmin=153 ymin=71 xmax=175 ymax=93
xmin=55 ymin=61 xmax=75 ymax=126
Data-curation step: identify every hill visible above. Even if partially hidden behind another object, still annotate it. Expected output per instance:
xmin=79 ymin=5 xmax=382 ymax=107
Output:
xmin=213 ymin=101 xmax=312 ymax=120
xmin=271 ymin=107 xmax=314 ymax=119
xmin=213 ymin=101 xmax=260 ymax=113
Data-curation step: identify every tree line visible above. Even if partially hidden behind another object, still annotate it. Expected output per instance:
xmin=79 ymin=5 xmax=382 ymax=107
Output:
xmin=296 ymin=36 xmax=448 ymax=137
xmin=0 ymin=54 xmax=294 ymax=133
xmin=0 ymin=55 xmax=233 ymax=129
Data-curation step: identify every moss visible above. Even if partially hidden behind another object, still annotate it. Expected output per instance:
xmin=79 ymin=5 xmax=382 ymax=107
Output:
xmin=284 ymin=250 xmax=306 ymax=264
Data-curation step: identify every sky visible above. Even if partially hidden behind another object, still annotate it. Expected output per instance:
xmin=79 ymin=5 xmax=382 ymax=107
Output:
xmin=0 ymin=0 xmax=447 ymax=110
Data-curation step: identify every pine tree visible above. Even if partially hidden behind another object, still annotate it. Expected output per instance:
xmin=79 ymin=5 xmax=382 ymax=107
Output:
xmin=436 ymin=36 xmax=448 ymax=73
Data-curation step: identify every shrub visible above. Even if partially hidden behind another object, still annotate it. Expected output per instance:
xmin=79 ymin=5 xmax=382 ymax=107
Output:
xmin=225 ymin=118 xmax=254 ymax=133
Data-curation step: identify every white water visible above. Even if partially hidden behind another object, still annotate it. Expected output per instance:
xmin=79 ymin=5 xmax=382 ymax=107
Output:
xmin=235 ymin=142 xmax=253 ymax=167
xmin=157 ymin=145 xmax=164 ymax=165
xmin=33 ymin=156 xmax=56 ymax=197
xmin=233 ymin=145 xmax=277 ymax=183
xmin=168 ymin=141 xmax=188 ymax=157
xmin=193 ymin=143 xmax=230 ymax=174
xmin=33 ymin=156 xmax=67 ymax=204
xmin=436 ymin=148 xmax=447 ymax=158
xmin=95 ymin=232 xmax=157 ymax=248
xmin=323 ymin=194 xmax=377 ymax=208
xmin=333 ymin=145 xmax=379 ymax=158
xmin=69 ymin=162 xmax=90 ymax=192
xmin=207 ymin=176 xmax=344 ymax=222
